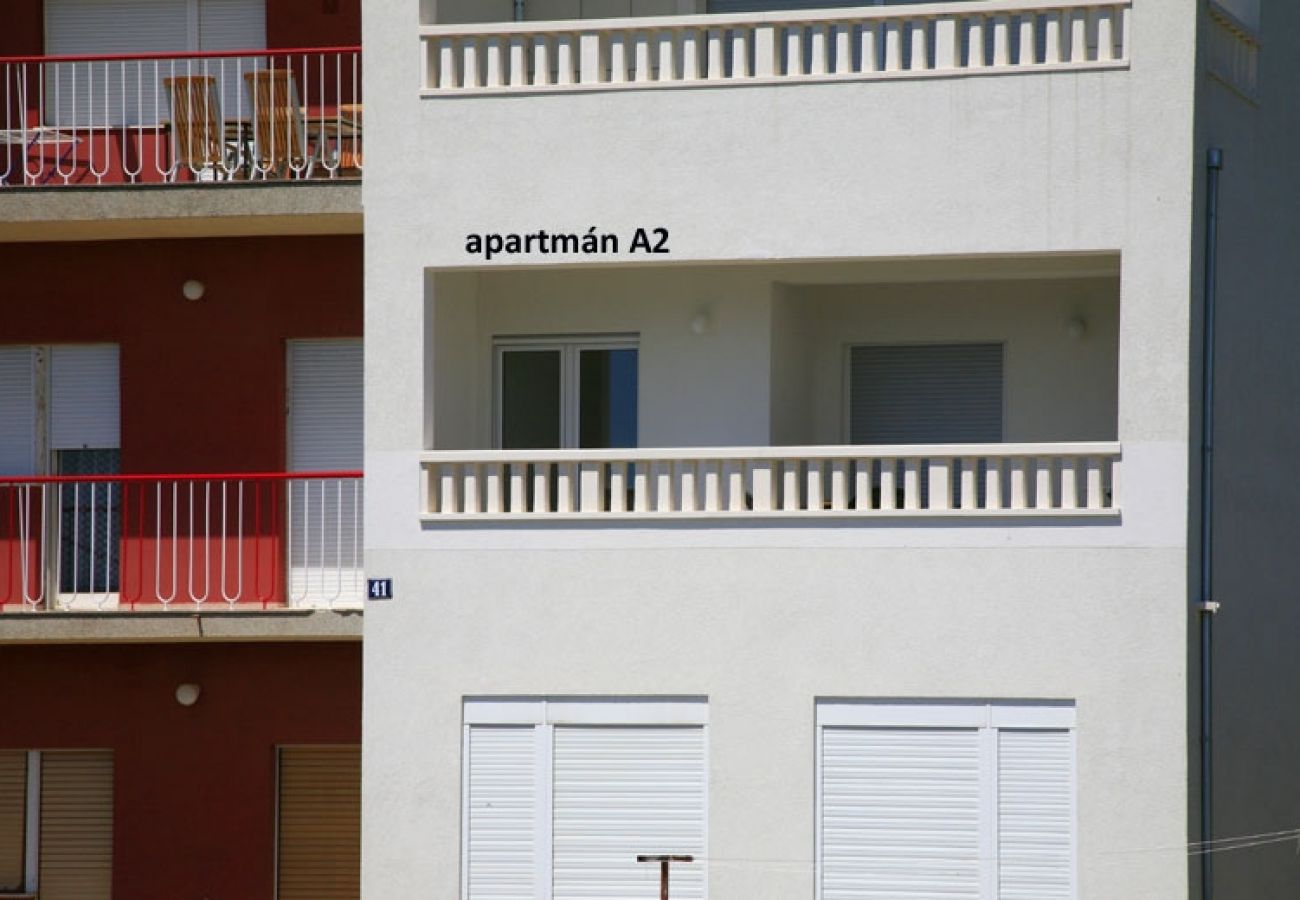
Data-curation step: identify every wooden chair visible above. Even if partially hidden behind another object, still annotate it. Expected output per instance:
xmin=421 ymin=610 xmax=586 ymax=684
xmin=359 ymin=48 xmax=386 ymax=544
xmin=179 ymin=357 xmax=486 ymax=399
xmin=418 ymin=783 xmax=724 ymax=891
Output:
xmin=163 ymin=75 xmax=232 ymax=181
xmin=243 ymin=69 xmax=309 ymax=179
xmin=336 ymin=103 xmax=363 ymax=176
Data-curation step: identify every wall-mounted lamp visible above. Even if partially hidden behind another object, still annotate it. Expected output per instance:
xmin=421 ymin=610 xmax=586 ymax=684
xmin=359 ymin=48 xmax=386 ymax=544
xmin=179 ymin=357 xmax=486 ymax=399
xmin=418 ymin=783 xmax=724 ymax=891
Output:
xmin=690 ymin=309 xmax=713 ymax=335
xmin=181 ymin=279 xmax=206 ymax=302
xmin=175 ymin=683 xmax=202 ymax=707
xmin=1065 ymin=316 xmax=1087 ymax=341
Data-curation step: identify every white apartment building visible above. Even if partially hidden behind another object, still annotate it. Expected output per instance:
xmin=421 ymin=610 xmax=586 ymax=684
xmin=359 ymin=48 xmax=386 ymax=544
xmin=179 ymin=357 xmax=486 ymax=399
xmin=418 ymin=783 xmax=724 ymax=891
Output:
xmin=361 ymin=1 xmax=1297 ymax=898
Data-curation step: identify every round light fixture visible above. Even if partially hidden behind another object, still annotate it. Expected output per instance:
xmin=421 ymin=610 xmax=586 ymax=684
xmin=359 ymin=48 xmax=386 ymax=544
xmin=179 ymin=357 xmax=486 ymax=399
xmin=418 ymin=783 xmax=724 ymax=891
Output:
xmin=182 ymin=279 xmax=206 ymax=301
xmin=175 ymin=683 xmax=202 ymax=707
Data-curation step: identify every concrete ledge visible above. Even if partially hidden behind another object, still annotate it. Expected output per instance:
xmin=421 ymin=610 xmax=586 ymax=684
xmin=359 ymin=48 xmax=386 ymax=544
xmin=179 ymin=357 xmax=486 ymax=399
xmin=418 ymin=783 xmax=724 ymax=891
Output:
xmin=0 ymin=608 xmax=363 ymax=644
xmin=0 ymin=181 xmax=362 ymax=242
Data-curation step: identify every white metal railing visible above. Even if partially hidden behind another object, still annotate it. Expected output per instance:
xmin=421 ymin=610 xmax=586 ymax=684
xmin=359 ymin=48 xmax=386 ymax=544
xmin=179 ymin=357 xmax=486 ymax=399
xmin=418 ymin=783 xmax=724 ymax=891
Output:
xmin=0 ymin=472 xmax=363 ymax=612
xmin=1 ymin=46 xmax=361 ymax=187
xmin=420 ymin=0 xmax=1130 ymax=96
xmin=419 ymin=443 xmax=1120 ymax=519
xmin=1207 ymin=2 xmax=1259 ymax=102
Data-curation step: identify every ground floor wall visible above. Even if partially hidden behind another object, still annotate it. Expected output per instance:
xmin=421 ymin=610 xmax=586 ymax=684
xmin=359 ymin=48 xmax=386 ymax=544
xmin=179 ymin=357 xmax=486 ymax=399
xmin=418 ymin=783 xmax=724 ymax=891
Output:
xmin=0 ymin=640 xmax=361 ymax=899
xmin=362 ymin=543 xmax=1189 ymax=900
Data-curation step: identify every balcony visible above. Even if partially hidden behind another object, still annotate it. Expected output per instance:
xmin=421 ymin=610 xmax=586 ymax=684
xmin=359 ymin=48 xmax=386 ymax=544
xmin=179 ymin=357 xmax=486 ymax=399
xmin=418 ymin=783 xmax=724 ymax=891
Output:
xmin=0 ymin=472 xmax=363 ymax=612
xmin=419 ymin=0 xmax=1130 ymax=96
xmin=1 ymin=46 xmax=361 ymax=188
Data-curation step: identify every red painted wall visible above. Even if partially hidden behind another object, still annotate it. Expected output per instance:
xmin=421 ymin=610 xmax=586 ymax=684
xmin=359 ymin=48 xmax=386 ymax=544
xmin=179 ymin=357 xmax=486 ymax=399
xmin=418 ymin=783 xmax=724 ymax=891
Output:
xmin=0 ymin=1 xmax=42 ymax=57
xmin=0 ymin=235 xmax=361 ymax=474
xmin=0 ymin=641 xmax=361 ymax=900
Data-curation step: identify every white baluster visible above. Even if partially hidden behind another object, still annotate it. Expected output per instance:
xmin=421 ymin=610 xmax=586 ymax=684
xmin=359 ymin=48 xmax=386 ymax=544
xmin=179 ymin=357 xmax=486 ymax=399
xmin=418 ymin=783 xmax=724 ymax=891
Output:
xmin=959 ymin=458 xmax=976 ymax=511
xmin=854 ymin=459 xmax=872 ymax=511
xmin=805 ymin=460 xmax=824 ymax=512
xmin=935 ymin=15 xmax=958 ymax=70
xmin=439 ymin=465 xmax=459 ymax=514
xmin=754 ymin=24 xmax=778 ymax=77
xmin=580 ymin=31 xmax=605 ymax=84
xmin=1017 ymin=13 xmax=1036 ymax=65
xmin=884 ymin=20 xmax=903 ymax=71
xmin=655 ymin=462 xmax=676 ymax=512
xmin=462 ymin=464 xmax=481 ymax=514
xmin=908 ymin=19 xmax=928 ymax=70
xmin=810 ymin=25 xmax=829 ymax=75
xmin=781 ymin=461 xmax=801 ymax=512
xmin=1069 ymin=9 xmax=1088 ymax=62
xmin=750 ymin=460 xmax=774 ymax=512
xmin=1044 ymin=12 xmax=1063 ymax=64
xmin=1061 ymin=457 xmax=1080 ymax=510
xmin=833 ymin=24 xmax=852 ymax=75
xmin=725 ymin=461 xmax=746 ymax=511
xmin=634 ymin=31 xmax=652 ymax=82
xmin=1034 ymin=457 xmax=1054 ymax=510
xmin=928 ymin=458 xmax=951 ymax=511
xmin=1108 ymin=456 xmax=1121 ymax=510
xmin=879 ymin=460 xmax=897 ymax=511
xmin=609 ymin=463 xmax=627 ymax=513
xmin=1096 ymin=6 xmax=1116 ymax=62
xmin=462 ymin=39 xmax=481 ymax=88
xmin=556 ymin=463 xmax=575 ymax=513
xmin=1085 ymin=456 xmax=1103 ymax=510
xmin=609 ymin=32 xmax=629 ymax=83
xmin=967 ymin=16 xmax=986 ymax=68
xmin=1119 ymin=4 xmax=1131 ymax=61
xmin=903 ymin=458 xmax=920 ymax=510
xmin=656 ymin=30 xmax=676 ymax=82
xmin=831 ymin=460 xmax=848 ymax=511
xmin=633 ymin=463 xmax=650 ymax=512
xmin=438 ymin=38 xmax=458 ymax=89
xmin=509 ymin=464 xmax=527 ymax=514
xmin=707 ymin=28 xmax=724 ymax=79
xmin=485 ymin=464 xmax=504 ymax=514
xmin=421 ymin=464 xmax=435 ymax=514
xmin=985 ymin=458 xmax=1004 ymax=510
xmin=1010 ymin=458 xmax=1028 ymax=510
xmin=786 ymin=27 xmax=804 ymax=76
xmin=681 ymin=28 xmax=702 ymax=81
xmin=580 ymin=461 xmax=603 ymax=513
xmin=533 ymin=36 xmax=552 ymax=87
xmin=509 ymin=36 xmax=528 ymax=87
xmin=731 ymin=28 xmax=750 ymax=78
xmin=532 ymin=465 xmax=551 ymax=514
xmin=679 ymin=462 xmax=698 ymax=513
xmin=485 ymin=37 xmax=505 ymax=87
xmin=556 ymin=34 xmax=577 ymax=85
xmin=992 ymin=15 xmax=1010 ymax=67
xmin=703 ymin=462 xmax=722 ymax=512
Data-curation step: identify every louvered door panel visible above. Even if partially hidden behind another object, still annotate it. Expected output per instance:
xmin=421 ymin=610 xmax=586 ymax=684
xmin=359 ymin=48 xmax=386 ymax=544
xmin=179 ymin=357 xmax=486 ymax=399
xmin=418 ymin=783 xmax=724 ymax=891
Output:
xmin=466 ymin=726 xmax=538 ymax=900
xmin=38 ymin=750 xmax=113 ymax=900
xmin=50 ymin=346 xmax=120 ymax=451
xmin=552 ymin=726 xmax=706 ymax=900
xmin=0 ymin=752 xmax=26 ymax=893
xmin=821 ymin=727 xmax=981 ymax=900
xmin=0 ymin=348 xmax=37 ymax=476
xmin=997 ymin=730 xmax=1073 ymax=899
xmin=277 ymin=746 xmax=361 ymax=900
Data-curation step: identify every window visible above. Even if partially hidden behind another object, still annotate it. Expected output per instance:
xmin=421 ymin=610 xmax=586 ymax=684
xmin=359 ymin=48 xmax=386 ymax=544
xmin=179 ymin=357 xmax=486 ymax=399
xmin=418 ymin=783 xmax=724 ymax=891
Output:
xmin=276 ymin=745 xmax=361 ymax=900
xmin=816 ymin=702 xmax=1075 ymax=900
xmin=495 ymin=337 xmax=638 ymax=450
xmin=463 ymin=699 xmax=707 ymax=900
xmin=0 ymin=750 xmax=114 ymax=900
xmin=0 ymin=345 xmax=122 ymax=599
xmin=286 ymin=339 xmax=364 ymax=606
xmin=43 ymin=0 xmax=267 ymax=126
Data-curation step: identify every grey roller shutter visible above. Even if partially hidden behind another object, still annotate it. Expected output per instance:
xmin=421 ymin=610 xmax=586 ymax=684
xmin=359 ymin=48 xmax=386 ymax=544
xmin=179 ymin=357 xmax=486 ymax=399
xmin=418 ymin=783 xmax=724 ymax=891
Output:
xmin=997 ymin=730 xmax=1073 ymax=899
xmin=849 ymin=343 xmax=1002 ymax=444
xmin=708 ymin=0 xmax=884 ymax=11
xmin=552 ymin=726 xmax=706 ymax=900
xmin=821 ymin=727 xmax=982 ymax=900
xmin=38 ymin=750 xmax=114 ymax=900
xmin=0 ymin=348 xmax=37 ymax=475
xmin=277 ymin=746 xmax=362 ymax=900
xmin=465 ymin=726 xmax=538 ymax=900
xmin=50 ymin=346 xmax=119 ymax=451
xmin=198 ymin=0 xmax=267 ymax=115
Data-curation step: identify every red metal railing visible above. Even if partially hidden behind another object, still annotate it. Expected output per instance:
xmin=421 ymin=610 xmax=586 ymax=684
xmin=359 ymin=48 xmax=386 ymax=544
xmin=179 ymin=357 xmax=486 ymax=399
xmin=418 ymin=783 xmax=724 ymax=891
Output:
xmin=1 ymin=46 xmax=361 ymax=186
xmin=0 ymin=472 xmax=363 ymax=611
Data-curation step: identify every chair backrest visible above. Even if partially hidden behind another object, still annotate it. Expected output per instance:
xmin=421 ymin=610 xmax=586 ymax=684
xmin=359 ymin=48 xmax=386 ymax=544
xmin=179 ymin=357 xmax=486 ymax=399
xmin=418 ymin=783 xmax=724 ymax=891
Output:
xmin=163 ymin=75 xmax=223 ymax=169
xmin=243 ymin=69 xmax=305 ymax=173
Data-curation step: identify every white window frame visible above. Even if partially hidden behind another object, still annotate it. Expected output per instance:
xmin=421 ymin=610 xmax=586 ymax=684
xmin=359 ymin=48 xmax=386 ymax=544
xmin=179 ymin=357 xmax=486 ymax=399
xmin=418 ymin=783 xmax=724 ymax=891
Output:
xmin=492 ymin=335 xmax=639 ymax=449
xmin=462 ymin=698 xmax=709 ymax=900
xmin=1 ymin=751 xmax=43 ymax=898
xmin=814 ymin=700 xmax=1077 ymax=900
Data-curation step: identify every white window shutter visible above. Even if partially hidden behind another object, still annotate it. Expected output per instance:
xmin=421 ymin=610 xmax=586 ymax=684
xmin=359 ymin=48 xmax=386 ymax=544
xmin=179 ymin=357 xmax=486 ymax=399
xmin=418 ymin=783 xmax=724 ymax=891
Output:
xmin=0 ymin=348 xmax=37 ymax=475
xmin=465 ymin=726 xmax=538 ymax=900
xmin=288 ymin=340 xmax=363 ymax=472
xmin=849 ymin=343 xmax=1003 ymax=444
xmin=552 ymin=726 xmax=706 ymax=900
xmin=820 ymin=727 xmax=982 ymax=900
xmin=997 ymin=730 xmax=1073 ymax=899
xmin=50 ymin=346 xmax=119 ymax=451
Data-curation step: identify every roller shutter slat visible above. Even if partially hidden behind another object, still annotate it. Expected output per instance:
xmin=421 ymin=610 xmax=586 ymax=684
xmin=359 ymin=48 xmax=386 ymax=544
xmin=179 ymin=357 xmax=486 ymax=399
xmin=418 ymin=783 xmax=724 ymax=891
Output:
xmin=998 ymin=730 xmax=1073 ymax=899
xmin=849 ymin=343 xmax=1003 ymax=444
xmin=277 ymin=746 xmax=361 ymax=900
xmin=50 ymin=346 xmax=120 ymax=451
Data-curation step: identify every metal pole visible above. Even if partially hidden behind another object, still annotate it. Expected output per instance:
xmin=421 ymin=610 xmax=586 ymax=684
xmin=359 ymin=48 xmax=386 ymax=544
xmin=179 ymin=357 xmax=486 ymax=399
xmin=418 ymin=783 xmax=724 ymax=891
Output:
xmin=637 ymin=854 xmax=694 ymax=900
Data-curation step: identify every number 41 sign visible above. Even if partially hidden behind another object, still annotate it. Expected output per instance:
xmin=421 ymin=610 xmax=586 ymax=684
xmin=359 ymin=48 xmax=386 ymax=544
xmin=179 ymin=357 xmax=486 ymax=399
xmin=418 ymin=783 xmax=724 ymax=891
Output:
xmin=367 ymin=578 xmax=394 ymax=601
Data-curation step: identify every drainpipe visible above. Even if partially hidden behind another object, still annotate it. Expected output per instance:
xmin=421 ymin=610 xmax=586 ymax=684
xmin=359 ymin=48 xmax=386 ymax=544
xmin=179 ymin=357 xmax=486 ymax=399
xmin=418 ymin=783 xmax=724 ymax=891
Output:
xmin=514 ymin=0 xmax=526 ymax=20
xmin=1199 ymin=146 xmax=1223 ymax=900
